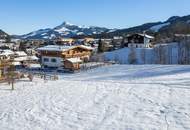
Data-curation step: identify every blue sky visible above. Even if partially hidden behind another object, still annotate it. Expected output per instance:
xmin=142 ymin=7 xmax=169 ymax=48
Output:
xmin=0 ymin=0 xmax=190 ymax=35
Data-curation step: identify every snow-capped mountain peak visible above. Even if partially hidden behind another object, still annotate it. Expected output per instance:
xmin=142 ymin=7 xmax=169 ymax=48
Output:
xmin=20 ymin=21 xmax=111 ymax=39
xmin=54 ymin=21 xmax=77 ymax=29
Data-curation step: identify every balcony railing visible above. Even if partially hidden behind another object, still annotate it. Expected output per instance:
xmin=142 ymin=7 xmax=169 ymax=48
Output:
xmin=62 ymin=52 xmax=91 ymax=58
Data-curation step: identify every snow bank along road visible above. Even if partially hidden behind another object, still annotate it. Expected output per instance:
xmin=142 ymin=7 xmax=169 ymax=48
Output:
xmin=0 ymin=65 xmax=190 ymax=130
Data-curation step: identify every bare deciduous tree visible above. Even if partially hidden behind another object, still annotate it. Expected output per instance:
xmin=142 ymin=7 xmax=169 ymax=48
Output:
xmin=141 ymin=48 xmax=146 ymax=64
xmin=7 ymin=65 xmax=16 ymax=90
xmin=128 ymin=47 xmax=137 ymax=64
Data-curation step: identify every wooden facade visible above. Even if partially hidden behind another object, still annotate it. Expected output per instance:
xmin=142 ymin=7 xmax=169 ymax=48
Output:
xmin=64 ymin=60 xmax=81 ymax=71
xmin=39 ymin=46 xmax=92 ymax=59
xmin=38 ymin=45 xmax=93 ymax=68
xmin=56 ymin=38 xmax=75 ymax=45
xmin=62 ymin=47 xmax=92 ymax=60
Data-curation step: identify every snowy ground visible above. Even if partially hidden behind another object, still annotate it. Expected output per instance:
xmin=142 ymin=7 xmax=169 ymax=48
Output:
xmin=0 ymin=65 xmax=190 ymax=130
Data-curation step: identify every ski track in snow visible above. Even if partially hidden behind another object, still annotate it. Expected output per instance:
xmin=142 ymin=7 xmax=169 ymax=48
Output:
xmin=0 ymin=65 xmax=190 ymax=130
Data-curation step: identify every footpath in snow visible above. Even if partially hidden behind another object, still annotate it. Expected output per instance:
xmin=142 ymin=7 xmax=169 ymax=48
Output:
xmin=0 ymin=65 xmax=190 ymax=130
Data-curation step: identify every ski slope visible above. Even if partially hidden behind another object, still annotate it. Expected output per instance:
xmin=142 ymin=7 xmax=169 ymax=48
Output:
xmin=0 ymin=65 xmax=190 ymax=130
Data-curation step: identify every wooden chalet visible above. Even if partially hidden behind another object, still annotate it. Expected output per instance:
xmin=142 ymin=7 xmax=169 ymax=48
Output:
xmin=37 ymin=45 xmax=94 ymax=68
xmin=55 ymin=38 xmax=75 ymax=46
xmin=125 ymin=33 xmax=154 ymax=48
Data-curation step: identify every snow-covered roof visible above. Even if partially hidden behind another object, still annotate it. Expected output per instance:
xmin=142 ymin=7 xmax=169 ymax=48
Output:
xmin=37 ymin=45 xmax=94 ymax=52
xmin=79 ymin=45 xmax=94 ymax=50
xmin=138 ymin=34 xmax=154 ymax=39
xmin=0 ymin=50 xmax=14 ymax=56
xmin=14 ymin=57 xmax=28 ymax=62
xmin=15 ymin=51 xmax=27 ymax=56
xmin=30 ymin=64 xmax=41 ymax=68
xmin=66 ymin=58 xmax=82 ymax=63
xmin=12 ymin=61 xmax=21 ymax=66
xmin=29 ymin=56 xmax=39 ymax=60
xmin=14 ymin=56 xmax=39 ymax=62
xmin=37 ymin=45 xmax=75 ymax=52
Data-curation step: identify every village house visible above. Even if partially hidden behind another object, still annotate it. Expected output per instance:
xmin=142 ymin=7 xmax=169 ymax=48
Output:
xmin=75 ymin=38 xmax=98 ymax=47
xmin=0 ymin=39 xmax=6 ymax=43
xmin=0 ymin=49 xmax=14 ymax=60
xmin=55 ymin=38 xmax=75 ymax=46
xmin=13 ymin=51 xmax=39 ymax=67
xmin=13 ymin=51 xmax=28 ymax=67
xmin=99 ymin=38 xmax=114 ymax=52
xmin=0 ymin=49 xmax=38 ymax=67
xmin=83 ymin=37 xmax=95 ymax=43
xmin=37 ymin=45 xmax=94 ymax=68
xmin=64 ymin=58 xmax=82 ymax=71
xmin=19 ymin=39 xmax=46 ymax=52
xmin=125 ymin=33 xmax=154 ymax=48
xmin=26 ymin=48 xmax=37 ymax=56
xmin=112 ymin=36 xmax=124 ymax=50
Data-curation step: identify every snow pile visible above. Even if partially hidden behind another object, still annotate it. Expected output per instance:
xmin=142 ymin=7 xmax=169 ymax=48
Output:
xmin=0 ymin=65 xmax=190 ymax=130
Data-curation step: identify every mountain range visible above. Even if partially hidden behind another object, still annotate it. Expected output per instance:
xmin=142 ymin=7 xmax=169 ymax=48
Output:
xmin=106 ymin=15 xmax=190 ymax=42
xmin=0 ymin=29 xmax=9 ymax=40
xmin=3 ymin=14 xmax=190 ymax=41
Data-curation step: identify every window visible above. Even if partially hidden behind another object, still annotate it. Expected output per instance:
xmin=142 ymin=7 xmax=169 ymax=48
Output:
xmin=43 ymin=58 xmax=49 ymax=62
xmin=51 ymin=58 xmax=57 ymax=63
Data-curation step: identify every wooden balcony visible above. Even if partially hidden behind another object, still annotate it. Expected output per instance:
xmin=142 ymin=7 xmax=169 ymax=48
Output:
xmin=62 ymin=52 xmax=91 ymax=59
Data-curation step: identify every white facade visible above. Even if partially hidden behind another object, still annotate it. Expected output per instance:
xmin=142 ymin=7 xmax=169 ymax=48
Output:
xmin=128 ymin=37 xmax=152 ymax=48
xmin=128 ymin=43 xmax=145 ymax=48
xmin=41 ymin=56 xmax=63 ymax=68
xmin=144 ymin=37 xmax=152 ymax=47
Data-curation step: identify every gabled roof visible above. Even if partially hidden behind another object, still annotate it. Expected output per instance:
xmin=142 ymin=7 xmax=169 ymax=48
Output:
xmin=78 ymin=45 xmax=94 ymax=50
xmin=138 ymin=34 xmax=154 ymax=39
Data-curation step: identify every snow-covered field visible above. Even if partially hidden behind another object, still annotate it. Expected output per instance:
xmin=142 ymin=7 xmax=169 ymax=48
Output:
xmin=0 ymin=65 xmax=190 ymax=130
xmin=104 ymin=43 xmax=179 ymax=64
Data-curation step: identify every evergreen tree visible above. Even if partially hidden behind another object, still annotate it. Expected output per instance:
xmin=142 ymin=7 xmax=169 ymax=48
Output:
xmin=19 ymin=41 xmax=27 ymax=51
xmin=5 ymin=36 xmax=11 ymax=43
xmin=98 ymin=39 xmax=104 ymax=53
xmin=7 ymin=65 xmax=16 ymax=90
xmin=120 ymin=38 xmax=125 ymax=48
